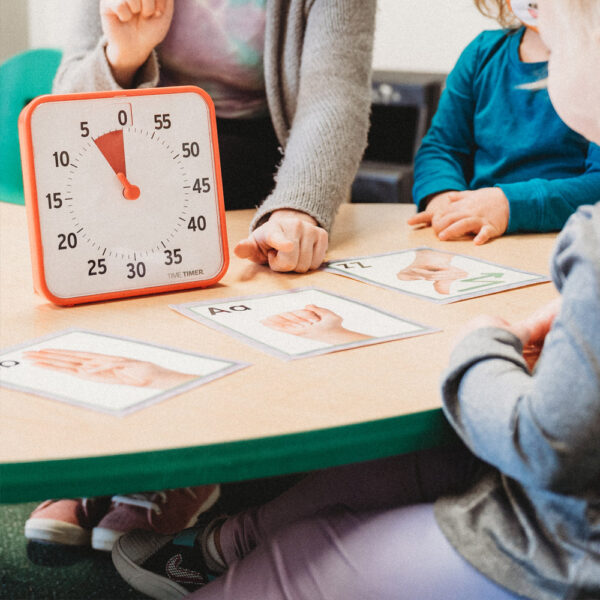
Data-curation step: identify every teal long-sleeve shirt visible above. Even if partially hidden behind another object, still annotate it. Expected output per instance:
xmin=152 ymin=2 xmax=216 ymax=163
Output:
xmin=412 ymin=28 xmax=600 ymax=233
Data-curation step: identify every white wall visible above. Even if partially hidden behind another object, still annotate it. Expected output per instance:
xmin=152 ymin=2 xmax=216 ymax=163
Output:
xmin=0 ymin=1 xmax=29 ymax=62
xmin=19 ymin=0 xmax=498 ymax=74
xmin=27 ymin=0 xmax=65 ymax=52
xmin=373 ymin=0 xmax=496 ymax=73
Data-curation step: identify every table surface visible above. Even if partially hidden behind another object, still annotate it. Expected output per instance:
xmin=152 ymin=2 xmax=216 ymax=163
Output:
xmin=0 ymin=202 xmax=559 ymax=502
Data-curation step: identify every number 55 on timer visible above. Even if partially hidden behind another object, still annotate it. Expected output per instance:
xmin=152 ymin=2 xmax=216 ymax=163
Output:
xmin=18 ymin=86 xmax=228 ymax=306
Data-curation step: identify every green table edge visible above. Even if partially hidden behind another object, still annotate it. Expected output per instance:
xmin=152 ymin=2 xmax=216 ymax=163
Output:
xmin=0 ymin=408 xmax=457 ymax=503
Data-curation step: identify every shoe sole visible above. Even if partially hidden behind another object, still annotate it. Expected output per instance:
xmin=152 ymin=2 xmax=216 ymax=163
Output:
xmin=112 ymin=537 xmax=189 ymax=600
xmin=91 ymin=527 xmax=123 ymax=552
xmin=91 ymin=484 xmax=221 ymax=552
xmin=24 ymin=518 xmax=90 ymax=546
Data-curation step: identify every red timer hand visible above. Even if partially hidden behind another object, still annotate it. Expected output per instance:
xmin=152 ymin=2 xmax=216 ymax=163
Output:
xmin=116 ymin=172 xmax=141 ymax=200
xmin=93 ymin=130 xmax=140 ymax=200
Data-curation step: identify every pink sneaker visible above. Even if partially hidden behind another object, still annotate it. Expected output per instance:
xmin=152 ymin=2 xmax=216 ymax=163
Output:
xmin=91 ymin=485 xmax=220 ymax=552
xmin=24 ymin=496 xmax=112 ymax=546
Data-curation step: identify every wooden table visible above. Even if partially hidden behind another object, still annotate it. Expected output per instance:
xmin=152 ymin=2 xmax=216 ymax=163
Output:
xmin=0 ymin=202 xmax=559 ymax=502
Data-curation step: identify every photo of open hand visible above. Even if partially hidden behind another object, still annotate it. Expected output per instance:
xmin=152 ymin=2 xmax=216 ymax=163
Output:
xmin=23 ymin=348 xmax=196 ymax=390
xmin=0 ymin=330 xmax=244 ymax=414
xmin=260 ymin=304 xmax=372 ymax=345
xmin=396 ymin=249 xmax=468 ymax=295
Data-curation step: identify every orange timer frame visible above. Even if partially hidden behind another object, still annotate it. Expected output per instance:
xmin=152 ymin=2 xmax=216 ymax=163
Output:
xmin=18 ymin=86 xmax=229 ymax=306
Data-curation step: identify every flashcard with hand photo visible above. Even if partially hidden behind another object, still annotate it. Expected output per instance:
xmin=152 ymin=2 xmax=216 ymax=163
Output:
xmin=171 ymin=287 xmax=437 ymax=360
xmin=324 ymin=247 xmax=549 ymax=304
xmin=0 ymin=330 xmax=247 ymax=415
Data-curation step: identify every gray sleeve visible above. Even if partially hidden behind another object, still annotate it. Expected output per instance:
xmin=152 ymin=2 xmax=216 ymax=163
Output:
xmin=250 ymin=0 xmax=376 ymax=232
xmin=53 ymin=0 xmax=159 ymax=93
xmin=440 ymin=203 xmax=600 ymax=494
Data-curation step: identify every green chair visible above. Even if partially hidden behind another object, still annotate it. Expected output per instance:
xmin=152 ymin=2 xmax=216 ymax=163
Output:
xmin=0 ymin=48 xmax=62 ymax=205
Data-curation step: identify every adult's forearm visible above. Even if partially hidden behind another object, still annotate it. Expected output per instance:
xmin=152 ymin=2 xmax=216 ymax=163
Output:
xmin=251 ymin=0 xmax=375 ymax=232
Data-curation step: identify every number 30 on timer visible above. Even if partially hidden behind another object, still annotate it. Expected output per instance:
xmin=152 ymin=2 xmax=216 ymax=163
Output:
xmin=19 ymin=86 xmax=228 ymax=306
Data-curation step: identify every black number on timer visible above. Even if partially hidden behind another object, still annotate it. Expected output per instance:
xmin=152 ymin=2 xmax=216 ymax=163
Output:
xmin=46 ymin=192 xmax=62 ymax=209
xmin=52 ymin=151 xmax=70 ymax=167
xmin=154 ymin=114 xmax=171 ymax=129
xmin=164 ymin=249 xmax=182 ymax=265
xmin=118 ymin=110 xmax=128 ymax=126
xmin=182 ymin=142 xmax=200 ymax=158
xmin=58 ymin=233 xmax=77 ymax=250
xmin=88 ymin=258 xmax=107 ymax=276
xmin=188 ymin=216 xmax=207 ymax=231
xmin=126 ymin=262 xmax=146 ymax=279
xmin=193 ymin=177 xmax=211 ymax=193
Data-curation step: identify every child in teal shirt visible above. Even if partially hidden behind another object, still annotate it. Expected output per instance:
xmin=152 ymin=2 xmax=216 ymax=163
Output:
xmin=410 ymin=0 xmax=600 ymax=244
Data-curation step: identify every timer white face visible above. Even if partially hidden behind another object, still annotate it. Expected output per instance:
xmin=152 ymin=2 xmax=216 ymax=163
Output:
xmin=19 ymin=86 xmax=228 ymax=306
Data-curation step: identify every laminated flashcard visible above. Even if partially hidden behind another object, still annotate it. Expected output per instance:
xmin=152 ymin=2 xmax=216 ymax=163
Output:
xmin=0 ymin=330 xmax=247 ymax=415
xmin=324 ymin=247 xmax=550 ymax=303
xmin=171 ymin=287 xmax=437 ymax=360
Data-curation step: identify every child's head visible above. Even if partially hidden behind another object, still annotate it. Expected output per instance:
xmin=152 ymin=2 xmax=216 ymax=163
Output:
xmin=538 ymin=0 xmax=600 ymax=144
xmin=507 ymin=1 xmax=539 ymax=30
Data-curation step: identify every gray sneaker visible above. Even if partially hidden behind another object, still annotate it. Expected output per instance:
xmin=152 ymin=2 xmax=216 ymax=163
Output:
xmin=112 ymin=526 xmax=217 ymax=600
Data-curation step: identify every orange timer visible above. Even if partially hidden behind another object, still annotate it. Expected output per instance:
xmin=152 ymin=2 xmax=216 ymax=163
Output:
xmin=19 ymin=86 xmax=228 ymax=306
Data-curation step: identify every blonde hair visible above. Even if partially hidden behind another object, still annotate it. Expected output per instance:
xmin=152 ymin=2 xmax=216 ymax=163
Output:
xmin=473 ymin=0 xmax=520 ymax=28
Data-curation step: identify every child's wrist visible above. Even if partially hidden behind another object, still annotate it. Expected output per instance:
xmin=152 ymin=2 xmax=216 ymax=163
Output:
xmin=105 ymin=44 xmax=148 ymax=87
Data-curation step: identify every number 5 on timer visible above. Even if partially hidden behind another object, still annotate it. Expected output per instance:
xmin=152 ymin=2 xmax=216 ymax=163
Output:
xmin=18 ymin=86 xmax=228 ymax=306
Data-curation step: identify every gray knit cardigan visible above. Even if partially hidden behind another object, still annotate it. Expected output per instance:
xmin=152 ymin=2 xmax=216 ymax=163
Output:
xmin=53 ymin=0 xmax=376 ymax=232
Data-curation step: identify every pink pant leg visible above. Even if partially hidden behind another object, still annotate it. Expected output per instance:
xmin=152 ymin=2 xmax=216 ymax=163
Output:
xmin=190 ymin=503 xmax=520 ymax=600
xmin=220 ymin=445 xmax=482 ymax=565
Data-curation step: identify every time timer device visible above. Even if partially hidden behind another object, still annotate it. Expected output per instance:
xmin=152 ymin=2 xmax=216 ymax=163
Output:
xmin=19 ymin=86 xmax=228 ymax=306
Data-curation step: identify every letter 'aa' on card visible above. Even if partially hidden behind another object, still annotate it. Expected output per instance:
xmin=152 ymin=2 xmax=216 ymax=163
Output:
xmin=171 ymin=287 xmax=438 ymax=360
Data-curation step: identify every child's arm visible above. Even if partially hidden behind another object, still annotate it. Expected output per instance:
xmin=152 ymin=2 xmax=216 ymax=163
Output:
xmin=102 ymin=0 xmax=174 ymax=88
xmin=411 ymin=35 xmax=484 ymax=213
xmin=440 ymin=204 xmax=600 ymax=492
xmin=53 ymin=0 xmax=169 ymax=92
xmin=416 ymin=142 xmax=600 ymax=243
xmin=495 ymin=142 xmax=600 ymax=233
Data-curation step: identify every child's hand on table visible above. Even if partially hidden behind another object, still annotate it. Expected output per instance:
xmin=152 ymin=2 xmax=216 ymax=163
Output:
xmin=101 ymin=0 xmax=175 ymax=87
xmin=234 ymin=209 xmax=328 ymax=273
xmin=407 ymin=191 xmax=457 ymax=229
xmin=408 ymin=188 xmax=510 ymax=245
xmin=434 ymin=188 xmax=509 ymax=244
